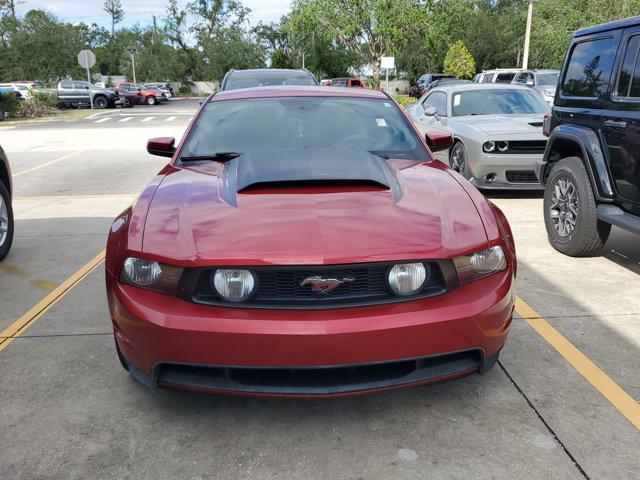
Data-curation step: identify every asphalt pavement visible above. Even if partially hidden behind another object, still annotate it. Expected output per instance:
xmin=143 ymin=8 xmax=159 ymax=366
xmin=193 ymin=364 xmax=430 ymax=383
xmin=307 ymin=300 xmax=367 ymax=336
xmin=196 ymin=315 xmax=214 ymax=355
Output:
xmin=0 ymin=97 xmax=638 ymax=479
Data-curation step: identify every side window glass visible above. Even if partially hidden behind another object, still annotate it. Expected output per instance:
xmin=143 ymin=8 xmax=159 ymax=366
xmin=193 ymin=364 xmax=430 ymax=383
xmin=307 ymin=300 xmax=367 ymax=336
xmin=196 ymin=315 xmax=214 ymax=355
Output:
xmin=423 ymin=92 xmax=447 ymax=116
xmin=616 ymin=34 xmax=640 ymax=98
xmin=561 ymin=36 xmax=618 ymax=97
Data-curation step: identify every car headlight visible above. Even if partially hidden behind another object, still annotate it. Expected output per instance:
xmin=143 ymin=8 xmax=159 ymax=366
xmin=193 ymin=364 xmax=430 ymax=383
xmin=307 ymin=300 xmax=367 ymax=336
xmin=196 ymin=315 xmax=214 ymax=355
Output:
xmin=212 ymin=269 xmax=256 ymax=303
xmin=120 ymin=257 xmax=183 ymax=294
xmin=387 ymin=263 xmax=427 ymax=296
xmin=482 ymin=141 xmax=496 ymax=153
xmin=453 ymin=246 xmax=507 ymax=284
xmin=497 ymin=141 xmax=509 ymax=152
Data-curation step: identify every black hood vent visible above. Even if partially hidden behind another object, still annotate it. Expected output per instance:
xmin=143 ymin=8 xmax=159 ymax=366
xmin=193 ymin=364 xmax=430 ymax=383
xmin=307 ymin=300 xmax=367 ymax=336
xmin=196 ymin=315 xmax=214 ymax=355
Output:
xmin=221 ymin=149 xmax=402 ymax=206
xmin=528 ymin=121 xmax=543 ymax=127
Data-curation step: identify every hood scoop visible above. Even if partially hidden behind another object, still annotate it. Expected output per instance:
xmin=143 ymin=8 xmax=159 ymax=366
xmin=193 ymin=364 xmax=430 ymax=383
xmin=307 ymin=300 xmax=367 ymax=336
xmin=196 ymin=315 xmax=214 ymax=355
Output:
xmin=221 ymin=149 xmax=402 ymax=206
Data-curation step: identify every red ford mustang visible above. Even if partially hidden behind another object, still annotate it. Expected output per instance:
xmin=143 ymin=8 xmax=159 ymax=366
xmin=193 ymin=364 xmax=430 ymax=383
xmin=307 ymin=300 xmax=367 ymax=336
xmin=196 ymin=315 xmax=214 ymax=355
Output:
xmin=106 ymin=86 xmax=516 ymax=397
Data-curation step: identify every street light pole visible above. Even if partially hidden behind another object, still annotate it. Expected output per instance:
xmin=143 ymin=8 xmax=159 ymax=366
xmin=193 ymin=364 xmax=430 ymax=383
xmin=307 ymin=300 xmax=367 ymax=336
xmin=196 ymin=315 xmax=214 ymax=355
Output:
xmin=130 ymin=52 xmax=137 ymax=84
xmin=522 ymin=0 xmax=536 ymax=69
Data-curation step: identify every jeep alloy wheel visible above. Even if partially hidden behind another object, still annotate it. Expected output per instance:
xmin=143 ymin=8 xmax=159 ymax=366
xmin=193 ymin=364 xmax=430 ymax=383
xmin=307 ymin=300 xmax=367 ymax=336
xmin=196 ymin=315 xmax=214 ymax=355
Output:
xmin=549 ymin=177 xmax=578 ymax=237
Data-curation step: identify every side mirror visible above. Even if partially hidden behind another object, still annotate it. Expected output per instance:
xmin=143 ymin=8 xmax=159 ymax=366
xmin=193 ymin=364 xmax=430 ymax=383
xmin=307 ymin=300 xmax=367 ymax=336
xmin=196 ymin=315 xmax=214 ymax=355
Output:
xmin=423 ymin=106 xmax=437 ymax=116
xmin=147 ymin=137 xmax=176 ymax=158
xmin=425 ymin=131 xmax=454 ymax=153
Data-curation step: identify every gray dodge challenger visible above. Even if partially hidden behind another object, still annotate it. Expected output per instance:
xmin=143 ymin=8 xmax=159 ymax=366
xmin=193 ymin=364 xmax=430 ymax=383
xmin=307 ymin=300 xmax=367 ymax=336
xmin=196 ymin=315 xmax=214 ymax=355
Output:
xmin=406 ymin=83 xmax=551 ymax=190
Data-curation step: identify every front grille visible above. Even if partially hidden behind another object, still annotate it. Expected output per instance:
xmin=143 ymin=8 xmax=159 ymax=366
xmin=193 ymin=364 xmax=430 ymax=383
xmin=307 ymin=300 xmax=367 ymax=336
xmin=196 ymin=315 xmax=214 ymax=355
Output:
xmin=505 ymin=140 xmax=547 ymax=154
xmin=187 ymin=261 xmax=452 ymax=309
xmin=506 ymin=170 xmax=539 ymax=183
xmin=155 ymin=350 xmax=482 ymax=395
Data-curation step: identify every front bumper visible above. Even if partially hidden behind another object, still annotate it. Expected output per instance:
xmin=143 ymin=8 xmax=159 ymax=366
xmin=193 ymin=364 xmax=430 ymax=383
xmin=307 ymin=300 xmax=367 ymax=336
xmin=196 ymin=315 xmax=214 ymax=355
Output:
xmin=107 ymin=268 xmax=514 ymax=397
xmin=469 ymin=152 xmax=544 ymax=190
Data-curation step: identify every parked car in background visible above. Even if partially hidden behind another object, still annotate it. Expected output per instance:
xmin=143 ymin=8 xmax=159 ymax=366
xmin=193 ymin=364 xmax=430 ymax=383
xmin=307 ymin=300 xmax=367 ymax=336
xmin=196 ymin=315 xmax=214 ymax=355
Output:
xmin=421 ymin=78 xmax=472 ymax=95
xmin=0 ymin=83 xmax=31 ymax=100
xmin=115 ymin=86 xmax=140 ymax=108
xmin=329 ymin=77 xmax=367 ymax=88
xmin=512 ymin=69 xmax=560 ymax=104
xmin=409 ymin=74 xmax=456 ymax=98
xmin=220 ymin=69 xmax=319 ymax=91
xmin=407 ymin=83 xmax=551 ymax=190
xmin=144 ymin=83 xmax=175 ymax=98
xmin=57 ymin=80 xmax=121 ymax=109
xmin=0 ymin=144 xmax=13 ymax=260
xmin=474 ymin=69 xmax=522 ymax=84
xmin=106 ymin=86 xmax=515 ymax=396
xmin=12 ymin=80 xmax=44 ymax=88
xmin=117 ymin=83 xmax=167 ymax=105
xmin=320 ymin=79 xmax=332 ymax=86
xmin=537 ymin=16 xmax=640 ymax=256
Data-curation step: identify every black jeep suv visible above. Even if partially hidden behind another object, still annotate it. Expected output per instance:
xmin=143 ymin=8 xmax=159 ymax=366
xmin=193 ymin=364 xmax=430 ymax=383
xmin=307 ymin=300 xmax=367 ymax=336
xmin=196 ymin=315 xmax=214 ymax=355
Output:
xmin=537 ymin=16 xmax=640 ymax=256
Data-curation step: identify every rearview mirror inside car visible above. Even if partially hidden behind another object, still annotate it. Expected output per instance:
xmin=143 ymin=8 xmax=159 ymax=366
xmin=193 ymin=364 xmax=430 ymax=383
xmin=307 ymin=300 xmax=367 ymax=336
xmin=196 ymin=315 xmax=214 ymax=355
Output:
xmin=147 ymin=137 xmax=176 ymax=158
xmin=425 ymin=131 xmax=454 ymax=153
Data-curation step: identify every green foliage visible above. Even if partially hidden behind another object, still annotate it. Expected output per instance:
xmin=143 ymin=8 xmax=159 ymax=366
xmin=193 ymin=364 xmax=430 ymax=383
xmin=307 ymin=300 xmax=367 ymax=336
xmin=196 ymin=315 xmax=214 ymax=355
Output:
xmin=0 ymin=92 xmax=19 ymax=115
xmin=391 ymin=94 xmax=414 ymax=108
xmin=443 ymin=40 xmax=475 ymax=79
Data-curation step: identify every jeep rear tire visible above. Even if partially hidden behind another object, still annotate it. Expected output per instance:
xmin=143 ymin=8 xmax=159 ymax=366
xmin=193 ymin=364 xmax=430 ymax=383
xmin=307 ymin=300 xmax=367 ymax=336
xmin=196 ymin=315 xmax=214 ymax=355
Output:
xmin=544 ymin=156 xmax=611 ymax=256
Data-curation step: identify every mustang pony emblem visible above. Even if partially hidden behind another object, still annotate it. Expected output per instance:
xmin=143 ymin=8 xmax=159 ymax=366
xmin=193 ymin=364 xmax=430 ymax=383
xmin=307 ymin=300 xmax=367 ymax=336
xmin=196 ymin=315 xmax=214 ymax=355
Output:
xmin=300 ymin=276 xmax=355 ymax=294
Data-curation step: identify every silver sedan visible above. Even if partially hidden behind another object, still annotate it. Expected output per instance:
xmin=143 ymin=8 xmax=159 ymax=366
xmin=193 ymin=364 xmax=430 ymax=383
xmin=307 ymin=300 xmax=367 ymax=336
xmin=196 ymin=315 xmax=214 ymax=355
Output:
xmin=407 ymin=83 xmax=551 ymax=190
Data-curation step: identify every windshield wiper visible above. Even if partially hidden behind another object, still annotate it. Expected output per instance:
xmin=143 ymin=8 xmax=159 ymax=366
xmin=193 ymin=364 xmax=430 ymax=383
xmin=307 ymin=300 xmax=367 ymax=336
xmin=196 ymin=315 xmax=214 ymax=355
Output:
xmin=179 ymin=152 xmax=241 ymax=162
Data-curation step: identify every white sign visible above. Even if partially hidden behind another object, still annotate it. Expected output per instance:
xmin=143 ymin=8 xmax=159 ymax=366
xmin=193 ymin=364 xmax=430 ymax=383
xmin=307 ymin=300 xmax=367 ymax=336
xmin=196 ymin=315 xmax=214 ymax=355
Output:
xmin=380 ymin=56 xmax=395 ymax=70
xmin=77 ymin=50 xmax=96 ymax=69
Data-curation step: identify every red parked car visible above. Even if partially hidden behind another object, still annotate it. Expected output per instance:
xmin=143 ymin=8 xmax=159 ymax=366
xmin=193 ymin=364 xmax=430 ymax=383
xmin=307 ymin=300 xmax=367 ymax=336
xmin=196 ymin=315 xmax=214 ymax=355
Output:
xmin=117 ymin=83 xmax=167 ymax=105
xmin=330 ymin=77 xmax=367 ymax=88
xmin=106 ymin=86 xmax=516 ymax=397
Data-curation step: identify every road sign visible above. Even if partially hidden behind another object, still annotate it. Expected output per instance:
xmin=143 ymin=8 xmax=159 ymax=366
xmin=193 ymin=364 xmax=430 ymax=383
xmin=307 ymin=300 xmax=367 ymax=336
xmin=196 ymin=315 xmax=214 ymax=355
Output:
xmin=77 ymin=50 xmax=96 ymax=69
xmin=381 ymin=56 xmax=395 ymax=70
xmin=78 ymin=50 xmax=96 ymax=110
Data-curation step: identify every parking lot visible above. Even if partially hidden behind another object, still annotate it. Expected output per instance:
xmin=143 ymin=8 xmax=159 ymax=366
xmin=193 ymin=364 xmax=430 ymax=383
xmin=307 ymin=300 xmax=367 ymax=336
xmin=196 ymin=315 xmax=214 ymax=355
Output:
xmin=0 ymin=97 xmax=638 ymax=479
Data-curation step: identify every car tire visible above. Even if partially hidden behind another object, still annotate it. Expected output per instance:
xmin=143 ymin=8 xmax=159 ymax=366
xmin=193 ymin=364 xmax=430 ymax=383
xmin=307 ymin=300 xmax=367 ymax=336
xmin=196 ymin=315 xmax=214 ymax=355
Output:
xmin=93 ymin=96 xmax=108 ymax=109
xmin=146 ymin=96 xmax=157 ymax=105
xmin=123 ymin=98 xmax=132 ymax=108
xmin=543 ymin=156 xmax=611 ymax=257
xmin=0 ymin=180 xmax=14 ymax=261
xmin=449 ymin=141 xmax=472 ymax=180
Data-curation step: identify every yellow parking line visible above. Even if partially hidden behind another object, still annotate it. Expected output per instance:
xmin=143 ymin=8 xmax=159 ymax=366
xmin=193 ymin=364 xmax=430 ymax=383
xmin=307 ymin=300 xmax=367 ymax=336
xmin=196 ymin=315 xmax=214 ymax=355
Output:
xmin=515 ymin=296 xmax=640 ymax=430
xmin=12 ymin=151 xmax=84 ymax=177
xmin=14 ymin=194 xmax=137 ymax=201
xmin=0 ymin=250 xmax=105 ymax=352
xmin=0 ymin=262 xmax=57 ymax=291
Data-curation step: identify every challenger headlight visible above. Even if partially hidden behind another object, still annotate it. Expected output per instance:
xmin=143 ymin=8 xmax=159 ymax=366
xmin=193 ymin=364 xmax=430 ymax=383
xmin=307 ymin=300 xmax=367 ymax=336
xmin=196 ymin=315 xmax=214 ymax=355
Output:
xmin=387 ymin=263 xmax=427 ymax=296
xmin=497 ymin=141 xmax=509 ymax=152
xmin=453 ymin=246 xmax=507 ymax=284
xmin=212 ymin=269 xmax=256 ymax=303
xmin=482 ymin=141 xmax=496 ymax=153
xmin=120 ymin=257 xmax=183 ymax=294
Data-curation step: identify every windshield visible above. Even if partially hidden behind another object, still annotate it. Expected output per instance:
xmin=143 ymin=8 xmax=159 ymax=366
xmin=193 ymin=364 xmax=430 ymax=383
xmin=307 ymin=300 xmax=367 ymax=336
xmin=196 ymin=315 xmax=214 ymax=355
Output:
xmin=180 ymin=97 xmax=428 ymax=161
xmin=224 ymin=73 xmax=316 ymax=90
xmin=451 ymin=89 xmax=551 ymax=116
xmin=537 ymin=72 xmax=560 ymax=86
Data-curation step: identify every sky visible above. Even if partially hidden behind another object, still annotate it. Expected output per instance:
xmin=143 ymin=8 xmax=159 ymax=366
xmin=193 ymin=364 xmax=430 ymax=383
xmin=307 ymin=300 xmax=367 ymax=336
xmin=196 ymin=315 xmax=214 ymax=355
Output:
xmin=16 ymin=0 xmax=292 ymax=28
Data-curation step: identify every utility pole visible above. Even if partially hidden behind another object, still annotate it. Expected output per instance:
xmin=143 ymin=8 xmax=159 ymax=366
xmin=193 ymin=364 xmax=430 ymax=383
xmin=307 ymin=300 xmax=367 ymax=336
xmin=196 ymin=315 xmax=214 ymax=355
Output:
xmin=130 ymin=52 xmax=137 ymax=84
xmin=302 ymin=52 xmax=305 ymax=70
xmin=152 ymin=15 xmax=157 ymax=45
xmin=522 ymin=0 xmax=537 ymax=70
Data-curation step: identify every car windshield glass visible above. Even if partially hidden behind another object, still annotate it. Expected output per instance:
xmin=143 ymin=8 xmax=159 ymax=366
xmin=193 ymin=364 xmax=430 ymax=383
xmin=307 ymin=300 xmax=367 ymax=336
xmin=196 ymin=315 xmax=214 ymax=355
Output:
xmin=537 ymin=72 xmax=559 ymax=86
xmin=180 ymin=97 xmax=428 ymax=161
xmin=225 ymin=74 xmax=316 ymax=90
xmin=451 ymin=89 xmax=551 ymax=116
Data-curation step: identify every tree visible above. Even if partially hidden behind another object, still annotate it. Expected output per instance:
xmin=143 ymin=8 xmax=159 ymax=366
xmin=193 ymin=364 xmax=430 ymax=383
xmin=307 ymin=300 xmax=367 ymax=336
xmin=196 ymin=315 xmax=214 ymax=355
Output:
xmin=104 ymin=0 xmax=124 ymax=36
xmin=443 ymin=40 xmax=475 ymax=78
xmin=0 ymin=0 xmax=21 ymax=20
xmin=290 ymin=0 xmax=424 ymax=83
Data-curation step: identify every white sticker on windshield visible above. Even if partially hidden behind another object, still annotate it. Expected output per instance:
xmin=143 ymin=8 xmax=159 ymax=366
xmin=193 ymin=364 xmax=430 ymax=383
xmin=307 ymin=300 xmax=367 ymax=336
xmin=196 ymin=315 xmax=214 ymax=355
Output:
xmin=376 ymin=118 xmax=387 ymax=127
xmin=384 ymin=102 xmax=392 ymax=108
xmin=453 ymin=94 xmax=461 ymax=106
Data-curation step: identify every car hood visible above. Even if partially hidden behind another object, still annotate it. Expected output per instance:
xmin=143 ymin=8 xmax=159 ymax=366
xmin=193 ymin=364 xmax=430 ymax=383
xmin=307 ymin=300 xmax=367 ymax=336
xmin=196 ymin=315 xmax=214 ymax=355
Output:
xmin=141 ymin=159 xmax=489 ymax=265
xmin=454 ymin=114 xmax=546 ymax=136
